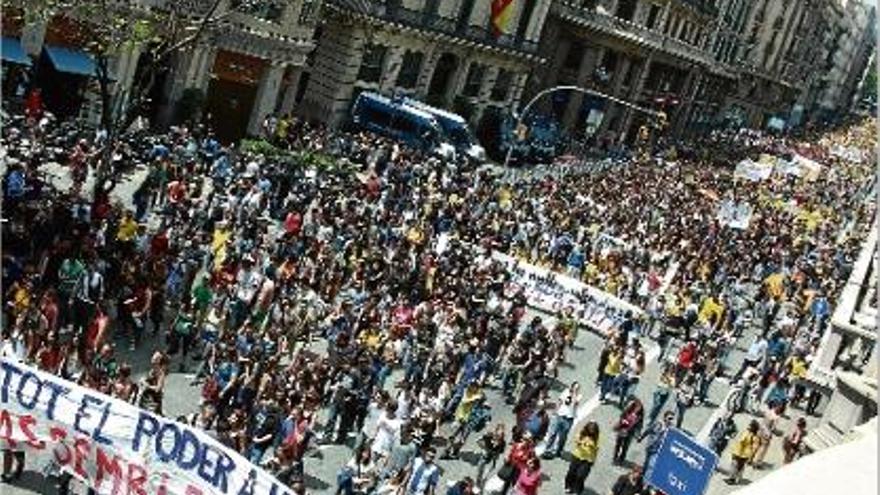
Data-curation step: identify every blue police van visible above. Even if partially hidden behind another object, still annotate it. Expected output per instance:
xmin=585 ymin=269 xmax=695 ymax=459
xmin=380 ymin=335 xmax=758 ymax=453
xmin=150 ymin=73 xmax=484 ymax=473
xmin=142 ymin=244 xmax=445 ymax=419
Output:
xmin=401 ymin=97 xmax=486 ymax=162
xmin=351 ymin=92 xmax=485 ymax=162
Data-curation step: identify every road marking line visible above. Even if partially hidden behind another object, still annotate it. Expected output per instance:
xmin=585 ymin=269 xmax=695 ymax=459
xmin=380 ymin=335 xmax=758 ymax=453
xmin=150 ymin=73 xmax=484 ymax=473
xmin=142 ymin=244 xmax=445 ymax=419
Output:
xmin=574 ymin=343 xmax=662 ymax=423
xmin=696 ymin=388 xmax=736 ymax=445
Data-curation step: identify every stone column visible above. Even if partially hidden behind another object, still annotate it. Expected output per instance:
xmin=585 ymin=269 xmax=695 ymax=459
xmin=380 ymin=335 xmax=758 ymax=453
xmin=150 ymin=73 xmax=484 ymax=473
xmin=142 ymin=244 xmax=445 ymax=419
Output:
xmin=675 ymin=69 xmax=703 ymax=135
xmin=618 ymin=54 xmax=653 ymax=139
xmin=379 ymin=46 xmax=407 ymax=94
xmin=526 ymin=0 xmax=552 ymax=41
xmin=659 ymin=0 xmax=673 ymax=34
xmin=446 ymin=57 xmax=472 ymax=106
xmin=247 ymin=63 xmax=286 ymax=135
xmin=158 ymin=48 xmax=200 ymax=126
xmin=20 ymin=20 xmax=46 ymax=57
xmin=612 ymin=56 xmax=632 ymax=95
xmin=508 ymin=72 xmax=529 ymax=110
xmin=561 ymin=46 xmax=605 ymax=129
xmin=471 ymin=65 xmax=501 ymax=125
xmin=110 ymin=43 xmax=143 ymax=119
xmin=415 ymin=48 xmax=441 ymax=97
xmin=671 ymin=67 xmax=698 ymax=135
xmin=190 ymin=45 xmax=217 ymax=93
xmin=280 ymin=65 xmax=304 ymax=114
xmin=600 ymin=0 xmax=619 ymax=15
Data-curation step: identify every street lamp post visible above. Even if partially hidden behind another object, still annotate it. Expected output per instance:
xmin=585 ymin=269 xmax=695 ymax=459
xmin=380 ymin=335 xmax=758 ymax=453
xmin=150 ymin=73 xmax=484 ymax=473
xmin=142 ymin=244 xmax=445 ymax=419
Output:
xmin=502 ymin=85 xmax=663 ymax=168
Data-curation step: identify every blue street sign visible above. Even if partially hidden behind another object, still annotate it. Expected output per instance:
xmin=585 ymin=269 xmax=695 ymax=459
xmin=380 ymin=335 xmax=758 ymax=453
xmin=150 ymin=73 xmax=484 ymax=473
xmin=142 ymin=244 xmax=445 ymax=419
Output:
xmin=645 ymin=428 xmax=719 ymax=495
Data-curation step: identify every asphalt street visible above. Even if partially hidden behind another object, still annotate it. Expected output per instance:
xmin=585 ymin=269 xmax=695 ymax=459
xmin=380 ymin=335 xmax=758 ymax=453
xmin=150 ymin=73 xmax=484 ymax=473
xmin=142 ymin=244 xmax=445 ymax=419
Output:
xmin=2 ymin=163 xmax=818 ymax=495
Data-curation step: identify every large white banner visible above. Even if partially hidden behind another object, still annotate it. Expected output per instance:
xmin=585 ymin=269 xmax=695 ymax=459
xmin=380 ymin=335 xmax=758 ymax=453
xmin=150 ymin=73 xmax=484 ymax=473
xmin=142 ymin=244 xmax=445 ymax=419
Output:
xmin=733 ymin=159 xmax=773 ymax=182
xmin=491 ymin=252 xmax=643 ymax=334
xmin=0 ymin=359 xmax=292 ymax=495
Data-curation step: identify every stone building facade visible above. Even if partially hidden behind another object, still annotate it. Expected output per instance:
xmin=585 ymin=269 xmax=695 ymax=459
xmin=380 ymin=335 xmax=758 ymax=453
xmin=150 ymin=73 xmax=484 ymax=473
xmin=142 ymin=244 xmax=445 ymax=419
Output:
xmin=816 ymin=0 xmax=876 ymax=117
xmin=3 ymin=0 xmax=874 ymax=141
xmin=525 ymin=0 xmax=875 ymax=142
xmin=296 ymin=0 xmax=548 ymax=130
xmin=3 ymin=0 xmax=319 ymax=141
xmin=534 ymin=0 xmax=738 ymax=143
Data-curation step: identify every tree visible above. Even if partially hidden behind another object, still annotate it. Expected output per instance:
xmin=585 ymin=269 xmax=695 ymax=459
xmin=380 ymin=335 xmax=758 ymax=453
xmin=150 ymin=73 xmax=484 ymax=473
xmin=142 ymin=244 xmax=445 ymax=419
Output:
xmin=10 ymin=0 xmax=285 ymax=198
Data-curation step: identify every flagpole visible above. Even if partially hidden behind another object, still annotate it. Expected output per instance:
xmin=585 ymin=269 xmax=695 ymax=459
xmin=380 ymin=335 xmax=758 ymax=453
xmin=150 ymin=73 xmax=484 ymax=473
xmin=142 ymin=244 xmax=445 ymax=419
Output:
xmin=502 ymin=85 xmax=663 ymax=168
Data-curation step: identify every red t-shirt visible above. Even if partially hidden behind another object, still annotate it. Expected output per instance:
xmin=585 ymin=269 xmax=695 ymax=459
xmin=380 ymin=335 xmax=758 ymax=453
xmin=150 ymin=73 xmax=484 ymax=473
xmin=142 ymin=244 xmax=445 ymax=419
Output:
xmin=150 ymin=231 xmax=169 ymax=258
xmin=167 ymin=181 xmax=186 ymax=204
xmin=284 ymin=212 xmax=302 ymax=235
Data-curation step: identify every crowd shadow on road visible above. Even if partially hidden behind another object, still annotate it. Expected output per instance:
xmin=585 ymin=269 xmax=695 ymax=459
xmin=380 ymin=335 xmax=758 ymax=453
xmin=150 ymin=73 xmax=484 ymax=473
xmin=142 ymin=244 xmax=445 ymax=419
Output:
xmin=5 ymin=471 xmax=55 ymax=495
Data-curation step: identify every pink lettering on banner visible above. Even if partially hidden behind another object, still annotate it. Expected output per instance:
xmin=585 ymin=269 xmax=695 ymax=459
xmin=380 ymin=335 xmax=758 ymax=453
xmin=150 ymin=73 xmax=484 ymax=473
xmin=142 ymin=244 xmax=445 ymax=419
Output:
xmin=1 ymin=359 xmax=290 ymax=495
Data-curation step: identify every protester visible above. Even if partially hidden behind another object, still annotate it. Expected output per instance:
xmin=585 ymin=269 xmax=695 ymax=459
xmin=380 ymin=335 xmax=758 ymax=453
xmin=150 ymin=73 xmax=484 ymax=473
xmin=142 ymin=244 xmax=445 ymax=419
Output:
xmin=726 ymin=420 xmax=761 ymax=485
xmin=0 ymin=105 xmax=875 ymax=495
xmin=564 ymin=421 xmax=599 ymax=494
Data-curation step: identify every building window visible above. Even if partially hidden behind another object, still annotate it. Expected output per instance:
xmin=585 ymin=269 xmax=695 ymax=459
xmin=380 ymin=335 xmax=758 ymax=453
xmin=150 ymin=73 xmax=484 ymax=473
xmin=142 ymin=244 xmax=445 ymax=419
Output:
xmin=491 ymin=69 xmax=512 ymax=101
xmin=463 ymin=63 xmax=486 ymax=97
xmin=621 ymin=59 xmax=635 ymax=88
xmin=299 ymin=0 xmax=318 ymax=23
xmin=358 ymin=43 xmax=387 ymax=83
xmin=645 ymin=4 xmax=660 ymax=29
xmin=231 ymin=0 xmax=285 ymax=21
xmin=615 ymin=0 xmax=637 ymax=21
xmin=563 ymin=42 xmax=585 ymax=71
xmin=395 ymin=51 xmax=423 ymax=89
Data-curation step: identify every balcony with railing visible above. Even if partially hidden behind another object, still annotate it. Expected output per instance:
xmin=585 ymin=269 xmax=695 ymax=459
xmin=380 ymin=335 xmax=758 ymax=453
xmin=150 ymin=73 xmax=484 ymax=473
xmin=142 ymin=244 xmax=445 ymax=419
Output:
xmin=326 ymin=0 xmax=540 ymax=55
xmin=551 ymin=1 xmax=725 ymax=71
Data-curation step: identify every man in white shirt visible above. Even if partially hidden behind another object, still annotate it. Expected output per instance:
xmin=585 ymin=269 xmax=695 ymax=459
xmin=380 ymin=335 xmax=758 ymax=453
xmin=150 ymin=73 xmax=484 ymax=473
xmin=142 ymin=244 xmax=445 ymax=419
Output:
xmin=734 ymin=334 xmax=768 ymax=381
xmin=542 ymin=381 xmax=582 ymax=459
xmin=405 ymin=448 xmax=439 ymax=495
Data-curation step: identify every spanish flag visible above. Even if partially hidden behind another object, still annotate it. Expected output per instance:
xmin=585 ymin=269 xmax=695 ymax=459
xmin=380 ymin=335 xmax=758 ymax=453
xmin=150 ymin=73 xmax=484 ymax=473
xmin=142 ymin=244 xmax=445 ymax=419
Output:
xmin=491 ymin=0 xmax=515 ymax=36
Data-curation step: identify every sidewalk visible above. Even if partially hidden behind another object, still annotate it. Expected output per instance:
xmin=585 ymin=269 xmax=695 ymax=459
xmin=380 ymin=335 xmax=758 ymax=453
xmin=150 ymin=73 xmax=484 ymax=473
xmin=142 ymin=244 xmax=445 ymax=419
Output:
xmin=705 ymin=400 xmax=822 ymax=494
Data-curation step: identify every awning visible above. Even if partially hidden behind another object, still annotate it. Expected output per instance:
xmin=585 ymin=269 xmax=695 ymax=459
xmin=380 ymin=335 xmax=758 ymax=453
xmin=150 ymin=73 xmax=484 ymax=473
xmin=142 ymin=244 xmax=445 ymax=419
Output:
xmin=1 ymin=37 xmax=32 ymax=66
xmin=44 ymin=45 xmax=97 ymax=77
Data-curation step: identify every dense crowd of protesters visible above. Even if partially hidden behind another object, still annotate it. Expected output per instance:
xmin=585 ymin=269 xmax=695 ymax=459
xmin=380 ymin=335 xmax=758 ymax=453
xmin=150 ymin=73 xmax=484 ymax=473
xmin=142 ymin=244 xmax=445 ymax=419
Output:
xmin=1 ymin=102 xmax=876 ymax=495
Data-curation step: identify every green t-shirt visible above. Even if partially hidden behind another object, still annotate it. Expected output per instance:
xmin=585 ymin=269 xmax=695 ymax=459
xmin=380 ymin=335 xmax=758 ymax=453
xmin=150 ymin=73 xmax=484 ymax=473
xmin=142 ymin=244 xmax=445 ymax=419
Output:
xmin=59 ymin=258 xmax=86 ymax=295
xmin=193 ymin=284 xmax=213 ymax=309
xmin=175 ymin=312 xmax=194 ymax=336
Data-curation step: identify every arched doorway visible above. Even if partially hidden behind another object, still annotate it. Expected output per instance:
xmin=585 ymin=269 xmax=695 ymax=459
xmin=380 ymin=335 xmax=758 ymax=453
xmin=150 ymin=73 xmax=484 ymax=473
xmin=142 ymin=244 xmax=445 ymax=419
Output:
xmin=426 ymin=53 xmax=458 ymax=106
xmin=204 ymin=50 xmax=266 ymax=143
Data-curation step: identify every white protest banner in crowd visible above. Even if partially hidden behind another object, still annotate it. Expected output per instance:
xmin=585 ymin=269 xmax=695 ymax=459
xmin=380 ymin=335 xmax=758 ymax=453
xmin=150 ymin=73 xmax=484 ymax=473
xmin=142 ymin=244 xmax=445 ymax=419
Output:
xmin=0 ymin=359 xmax=291 ymax=495
xmin=830 ymin=145 xmax=866 ymax=163
xmin=716 ymin=199 xmax=754 ymax=230
xmin=775 ymin=155 xmax=822 ymax=181
xmin=792 ymin=154 xmax=822 ymax=181
xmin=733 ymin=159 xmax=773 ymax=182
xmin=491 ymin=252 xmax=643 ymax=334
xmin=775 ymin=158 xmax=802 ymax=178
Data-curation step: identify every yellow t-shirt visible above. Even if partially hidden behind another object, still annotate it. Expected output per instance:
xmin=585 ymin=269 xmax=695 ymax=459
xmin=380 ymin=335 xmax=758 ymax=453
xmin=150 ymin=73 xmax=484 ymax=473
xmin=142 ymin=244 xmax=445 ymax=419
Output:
xmin=572 ymin=434 xmax=599 ymax=462
xmin=498 ymin=187 xmax=512 ymax=209
xmin=789 ymin=357 xmax=808 ymax=379
xmin=765 ymin=273 xmax=785 ymax=300
xmin=212 ymin=228 xmax=231 ymax=267
xmin=407 ymin=226 xmax=424 ymax=245
xmin=11 ymin=285 xmax=30 ymax=315
xmin=732 ymin=431 xmax=759 ymax=459
xmin=116 ymin=217 xmax=138 ymax=242
xmin=604 ymin=352 xmax=621 ymax=376
xmin=455 ymin=389 xmax=481 ymax=423
xmin=358 ymin=328 xmax=384 ymax=353
xmin=699 ymin=297 xmax=725 ymax=325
